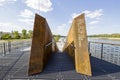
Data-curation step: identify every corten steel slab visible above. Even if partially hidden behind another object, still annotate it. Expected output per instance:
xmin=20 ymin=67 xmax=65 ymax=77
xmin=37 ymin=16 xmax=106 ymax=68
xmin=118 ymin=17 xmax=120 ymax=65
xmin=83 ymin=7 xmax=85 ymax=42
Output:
xmin=63 ymin=13 xmax=92 ymax=76
xmin=28 ymin=14 xmax=58 ymax=75
xmin=28 ymin=14 xmax=46 ymax=75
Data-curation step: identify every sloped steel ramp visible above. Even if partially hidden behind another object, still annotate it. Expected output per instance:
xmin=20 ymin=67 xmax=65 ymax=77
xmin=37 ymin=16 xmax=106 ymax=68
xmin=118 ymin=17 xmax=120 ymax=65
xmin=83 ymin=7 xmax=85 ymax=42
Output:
xmin=1 ymin=51 xmax=120 ymax=80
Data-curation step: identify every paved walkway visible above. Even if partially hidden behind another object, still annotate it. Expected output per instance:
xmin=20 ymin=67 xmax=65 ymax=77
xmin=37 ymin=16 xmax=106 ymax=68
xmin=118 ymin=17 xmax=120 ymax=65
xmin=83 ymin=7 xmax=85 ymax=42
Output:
xmin=0 ymin=49 xmax=120 ymax=80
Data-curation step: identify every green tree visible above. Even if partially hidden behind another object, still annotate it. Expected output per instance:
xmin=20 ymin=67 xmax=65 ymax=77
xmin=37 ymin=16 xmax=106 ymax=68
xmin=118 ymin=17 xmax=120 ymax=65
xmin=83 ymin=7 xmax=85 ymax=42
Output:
xmin=54 ymin=35 xmax=61 ymax=42
xmin=1 ymin=33 xmax=11 ymax=40
xmin=22 ymin=29 xmax=27 ymax=39
xmin=27 ymin=30 xmax=33 ymax=38
xmin=88 ymin=33 xmax=120 ymax=38
xmin=13 ymin=31 xmax=20 ymax=39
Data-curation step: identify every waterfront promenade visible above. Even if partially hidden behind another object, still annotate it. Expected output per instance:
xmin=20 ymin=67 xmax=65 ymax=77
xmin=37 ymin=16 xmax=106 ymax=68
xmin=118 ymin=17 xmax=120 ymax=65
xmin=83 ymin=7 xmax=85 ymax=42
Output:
xmin=0 ymin=41 xmax=120 ymax=80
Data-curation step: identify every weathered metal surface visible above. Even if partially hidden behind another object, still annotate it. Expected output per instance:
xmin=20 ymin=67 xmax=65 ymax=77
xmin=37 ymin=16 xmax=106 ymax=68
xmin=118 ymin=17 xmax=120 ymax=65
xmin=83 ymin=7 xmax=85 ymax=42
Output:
xmin=63 ymin=13 xmax=92 ymax=76
xmin=28 ymin=14 xmax=58 ymax=75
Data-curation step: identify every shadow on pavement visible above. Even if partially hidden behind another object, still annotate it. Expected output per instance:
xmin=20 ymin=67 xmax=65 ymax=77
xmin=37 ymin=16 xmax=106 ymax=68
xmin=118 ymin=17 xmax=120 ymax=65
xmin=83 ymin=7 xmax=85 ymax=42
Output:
xmin=90 ymin=56 xmax=120 ymax=76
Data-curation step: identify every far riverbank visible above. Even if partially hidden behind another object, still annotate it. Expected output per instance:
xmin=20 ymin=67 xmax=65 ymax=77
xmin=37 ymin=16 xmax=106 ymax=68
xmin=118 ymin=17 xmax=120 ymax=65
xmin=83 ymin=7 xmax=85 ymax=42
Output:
xmin=88 ymin=37 xmax=120 ymax=41
xmin=0 ymin=39 xmax=31 ymax=43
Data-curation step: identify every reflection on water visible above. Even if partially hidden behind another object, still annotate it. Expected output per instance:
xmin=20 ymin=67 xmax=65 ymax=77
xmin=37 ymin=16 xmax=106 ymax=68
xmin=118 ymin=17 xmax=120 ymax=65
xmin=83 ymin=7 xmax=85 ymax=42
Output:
xmin=88 ymin=38 xmax=120 ymax=44
xmin=89 ymin=38 xmax=120 ymax=66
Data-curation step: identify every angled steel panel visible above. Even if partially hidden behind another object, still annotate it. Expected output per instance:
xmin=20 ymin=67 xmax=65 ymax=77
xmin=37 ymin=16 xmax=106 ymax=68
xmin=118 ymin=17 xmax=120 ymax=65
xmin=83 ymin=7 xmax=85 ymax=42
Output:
xmin=74 ymin=14 xmax=91 ymax=76
xmin=28 ymin=14 xmax=45 ymax=75
xmin=28 ymin=14 xmax=58 ymax=75
xmin=63 ymin=13 xmax=92 ymax=76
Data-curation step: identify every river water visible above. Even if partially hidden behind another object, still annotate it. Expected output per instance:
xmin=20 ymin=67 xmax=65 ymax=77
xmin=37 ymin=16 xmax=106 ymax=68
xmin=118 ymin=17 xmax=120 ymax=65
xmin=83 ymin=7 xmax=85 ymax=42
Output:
xmin=88 ymin=38 xmax=120 ymax=66
xmin=88 ymin=38 xmax=120 ymax=44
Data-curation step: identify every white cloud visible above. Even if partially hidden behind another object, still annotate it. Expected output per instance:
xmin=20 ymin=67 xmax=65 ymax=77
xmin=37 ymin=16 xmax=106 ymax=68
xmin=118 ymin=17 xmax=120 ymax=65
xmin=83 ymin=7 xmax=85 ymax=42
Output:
xmin=71 ymin=13 xmax=80 ymax=19
xmin=83 ymin=9 xmax=103 ymax=19
xmin=53 ymin=24 xmax=68 ymax=35
xmin=68 ymin=13 xmax=79 ymax=23
xmin=88 ymin=26 xmax=96 ymax=30
xmin=18 ymin=18 xmax=34 ymax=25
xmin=25 ymin=0 xmax=53 ymax=12
xmin=0 ymin=0 xmax=16 ymax=6
xmin=0 ymin=22 xmax=23 ymax=32
xmin=89 ymin=21 xmax=99 ymax=25
xmin=68 ymin=13 xmax=80 ymax=23
xmin=68 ymin=20 xmax=72 ymax=23
xmin=71 ymin=9 xmax=103 ymax=19
xmin=0 ymin=22 xmax=33 ymax=32
xmin=112 ymin=25 xmax=120 ymax=28
xmin=18 ymin=9 xmax=34 ymax=26
xmin=69 ymin=9 xmax=103 ymax=25
xmin=68 ymin=13 xmax=82 ymax=23
xmin=19 ymin=9 xmax=34 ymax=18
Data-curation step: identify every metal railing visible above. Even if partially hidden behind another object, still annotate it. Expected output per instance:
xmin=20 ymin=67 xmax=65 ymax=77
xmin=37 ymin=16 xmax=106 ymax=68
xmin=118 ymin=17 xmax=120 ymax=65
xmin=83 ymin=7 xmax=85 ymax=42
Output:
xmin=45 ymin=41 xmax=55 ymax=48
xmin=89 ymin=41 xmax=120 ymax=66
xmin=0 ymin=40 xmax=31 ymax=56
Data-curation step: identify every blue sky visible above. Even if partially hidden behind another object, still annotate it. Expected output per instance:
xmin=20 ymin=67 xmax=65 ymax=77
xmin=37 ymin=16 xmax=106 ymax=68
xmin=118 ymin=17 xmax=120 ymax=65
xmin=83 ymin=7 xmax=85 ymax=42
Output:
xmin=0 ymin=0 xmax=120 ymax=36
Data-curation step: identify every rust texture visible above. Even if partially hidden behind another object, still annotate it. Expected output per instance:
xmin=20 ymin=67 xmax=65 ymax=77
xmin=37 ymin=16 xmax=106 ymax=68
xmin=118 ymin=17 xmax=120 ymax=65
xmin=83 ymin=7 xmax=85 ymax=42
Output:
xmin=28 ymin=14 xmax=58 ymax=75
xmin=63 ymin=13 xmax=92 ymax=76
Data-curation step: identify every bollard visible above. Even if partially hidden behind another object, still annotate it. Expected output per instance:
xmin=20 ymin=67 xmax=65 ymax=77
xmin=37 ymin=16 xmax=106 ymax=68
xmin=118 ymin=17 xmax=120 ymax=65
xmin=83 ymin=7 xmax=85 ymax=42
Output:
xmin=101 ymin=43 xmax=104 ymax=60
xmin=8 ymin=41 xmax=11 ymax=53
xmin=3 ymin=43 xmax=6 ymax=56
xmin=88 ymin=42 xmax=90 ymax=53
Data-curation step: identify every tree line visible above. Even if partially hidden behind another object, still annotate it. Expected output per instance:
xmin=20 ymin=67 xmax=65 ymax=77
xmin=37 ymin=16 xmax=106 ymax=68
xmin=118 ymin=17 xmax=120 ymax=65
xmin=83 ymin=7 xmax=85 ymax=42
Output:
xmin=88 ymin=33 xmax=120 ymax=38
xmin=0 ymin=29 xmax=33 ymax=40
xmin=53 ymin=35 xmax=61 ymax=42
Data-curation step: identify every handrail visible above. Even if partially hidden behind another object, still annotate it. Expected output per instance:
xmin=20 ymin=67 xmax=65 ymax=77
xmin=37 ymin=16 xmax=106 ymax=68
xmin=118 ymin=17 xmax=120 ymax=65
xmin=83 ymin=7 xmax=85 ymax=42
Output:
xmin=89 ymin=41 xmax=120 ymax=46
xmin=65 ymin=42 xmax=75 ymax=49
xmin=45 ymin=41 xmax=55 ymax=47
xmin=70 ymin=44 xmax=75 ymax=49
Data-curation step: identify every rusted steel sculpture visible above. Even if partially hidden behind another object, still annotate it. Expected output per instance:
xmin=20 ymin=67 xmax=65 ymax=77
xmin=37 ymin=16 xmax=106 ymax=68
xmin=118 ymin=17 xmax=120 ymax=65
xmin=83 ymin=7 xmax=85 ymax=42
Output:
xmin=28 ymin=14 xmax=58 ymax=75
xmin=63 ymin=13 xmax=92 ymax=76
